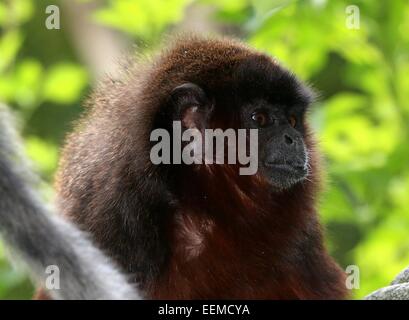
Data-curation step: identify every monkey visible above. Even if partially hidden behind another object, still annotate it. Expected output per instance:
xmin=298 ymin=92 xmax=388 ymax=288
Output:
xmin=36 ymin=35 xmax=348 ymax=299
xmin=0 ymin=106 xmax=140 ymax=300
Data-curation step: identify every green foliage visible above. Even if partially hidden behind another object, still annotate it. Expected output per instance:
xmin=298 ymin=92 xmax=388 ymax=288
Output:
xmin=43 ymin=63 xmax=88 ymax=104
xmin=93 ymin=0 xmax=193 ymax=40
xmin=240 ymin=0 xmax=409 ymax=298
xmin=0 ymin=0 xmax=408 ymax=299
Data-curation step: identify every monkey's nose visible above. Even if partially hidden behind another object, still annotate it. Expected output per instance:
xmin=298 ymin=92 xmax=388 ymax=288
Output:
xmin=284 ymin=134 xmax=293 ymax=145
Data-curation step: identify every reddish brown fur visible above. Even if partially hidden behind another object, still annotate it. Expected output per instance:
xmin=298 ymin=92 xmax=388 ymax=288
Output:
xmin=148 ymin=128 xmax=345 ymax=299
xmin=37 ymin=35 xmax=347 ymax=299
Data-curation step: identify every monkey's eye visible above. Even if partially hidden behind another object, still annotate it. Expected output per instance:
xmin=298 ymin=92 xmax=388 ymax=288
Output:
xmin=251 ymin=111 xmax=269 ymax=127
xmin=289 ymin=115 xmax=297 ymax=128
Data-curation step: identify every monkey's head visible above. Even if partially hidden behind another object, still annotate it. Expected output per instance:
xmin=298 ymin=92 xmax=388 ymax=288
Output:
xmin=233 ymin=56 xmax=313 ymax=190
xmin=140 ymin=36 xmax=316 ymax=191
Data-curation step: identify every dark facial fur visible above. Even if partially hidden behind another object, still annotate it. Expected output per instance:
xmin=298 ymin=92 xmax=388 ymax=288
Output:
xmin=53 ymin=35 xmax=348 ymax=299
xmin=165 ymin=55 xmax=313 ymax=189
xmin=234 ymin=58 xmax=313 ymax=189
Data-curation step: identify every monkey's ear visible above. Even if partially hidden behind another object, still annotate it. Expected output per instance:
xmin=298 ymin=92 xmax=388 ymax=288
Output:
xmin=170 ymin=83 xmax=212 ymax=129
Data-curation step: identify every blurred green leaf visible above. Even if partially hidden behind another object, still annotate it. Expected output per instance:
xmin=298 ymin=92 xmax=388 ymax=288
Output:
xmin=25 ymin=136 xmax=59 ymax=177
xmin=93 ymin=0 xmax=193 ymax=38
xmin=43 ymin=63 xmax=88 ymax=104
xmin=0 ymin=31 xmax=23 ymax=73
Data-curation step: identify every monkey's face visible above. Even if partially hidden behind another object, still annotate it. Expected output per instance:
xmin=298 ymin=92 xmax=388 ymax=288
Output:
xmin=240 ymin=100 xmax=309 ymax=189
xmin=167 ymin=55 xmax=313 ymax=190
xmin=233 ymin=56 xmax=313 ymax=190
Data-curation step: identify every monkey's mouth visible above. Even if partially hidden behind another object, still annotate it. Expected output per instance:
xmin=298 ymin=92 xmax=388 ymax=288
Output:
xmin=264 ymin=160 xmax=308 ymax=188
xmin=265 ymin=161 xmax=307 ymax=173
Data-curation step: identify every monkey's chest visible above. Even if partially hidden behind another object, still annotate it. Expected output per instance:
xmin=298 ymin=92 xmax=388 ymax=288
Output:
xmin=146 ymin=213 xmax=308 ymax=299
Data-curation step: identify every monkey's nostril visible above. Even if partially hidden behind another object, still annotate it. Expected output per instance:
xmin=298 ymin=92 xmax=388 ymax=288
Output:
xmin=284 ymin=134 xmax=293 ymax=145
